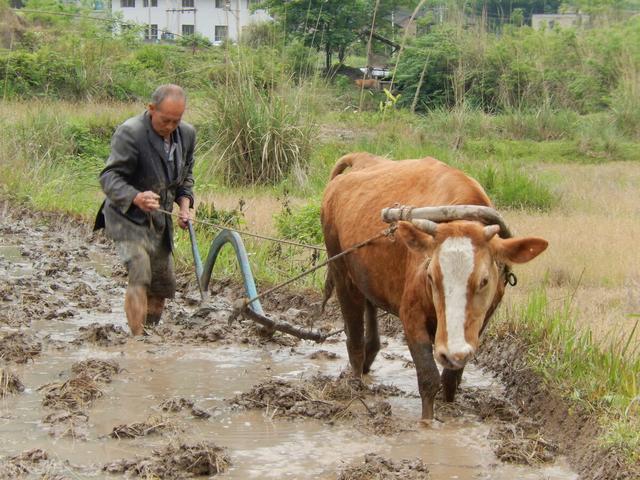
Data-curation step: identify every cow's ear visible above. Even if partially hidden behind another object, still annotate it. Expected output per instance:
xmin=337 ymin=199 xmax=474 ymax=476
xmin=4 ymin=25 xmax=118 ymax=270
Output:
xmin=495 ymin=237 xmax=548 ymax=264
xmin=396 ymin=221 xmax=434 ymax=255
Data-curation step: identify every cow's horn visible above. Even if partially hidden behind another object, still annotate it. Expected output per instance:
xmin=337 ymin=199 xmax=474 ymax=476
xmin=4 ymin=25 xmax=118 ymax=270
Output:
xmin=381 ymin=205 xmax=512 ymax=238
xmin=411 ymin=219 xmax=438 ymax=236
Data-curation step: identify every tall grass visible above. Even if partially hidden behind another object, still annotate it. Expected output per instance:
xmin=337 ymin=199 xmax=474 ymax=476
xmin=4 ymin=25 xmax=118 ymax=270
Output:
xmin=498 ymin=288 xmax=640 ymax=461
xmin=198 ymin=59 xmax=316 ymax=187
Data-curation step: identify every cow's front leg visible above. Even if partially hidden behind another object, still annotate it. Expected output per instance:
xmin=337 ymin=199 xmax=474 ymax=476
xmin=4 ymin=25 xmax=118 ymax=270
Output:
xmin=441 ymin=367 xmax=464 ymax=402
xmin=407 ymin=341 xmax=441 ymax=420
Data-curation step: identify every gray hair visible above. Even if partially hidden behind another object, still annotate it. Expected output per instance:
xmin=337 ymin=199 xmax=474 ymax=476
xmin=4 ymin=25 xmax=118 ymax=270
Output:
xmin=150 ymin=84 xmax=187 ymax=107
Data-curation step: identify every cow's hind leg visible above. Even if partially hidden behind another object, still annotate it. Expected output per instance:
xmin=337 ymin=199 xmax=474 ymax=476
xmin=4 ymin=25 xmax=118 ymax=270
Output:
xmin=335 ymin=276 xmax=366 ymax=376
xmin=441 ymin=368 xmax=464 ymax=402
xmin=362 ymin=301 xmax=380 ymax=374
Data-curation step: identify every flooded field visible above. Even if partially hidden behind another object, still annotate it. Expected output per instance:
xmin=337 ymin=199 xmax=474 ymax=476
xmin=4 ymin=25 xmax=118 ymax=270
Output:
xmin=0 ymin=209 xmax=578 ymax=479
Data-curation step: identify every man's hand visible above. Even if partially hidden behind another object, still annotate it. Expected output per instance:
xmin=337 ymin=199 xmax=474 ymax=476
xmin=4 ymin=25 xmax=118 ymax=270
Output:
xmin=133 ymin=191 xmax=160 ymax=212
xmin=178 ymin=206 xmax=192 ymax=229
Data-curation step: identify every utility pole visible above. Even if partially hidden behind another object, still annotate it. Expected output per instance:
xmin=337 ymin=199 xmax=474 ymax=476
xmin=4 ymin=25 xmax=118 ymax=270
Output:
xmin=236 ymin=0 xmax=240 ymax=42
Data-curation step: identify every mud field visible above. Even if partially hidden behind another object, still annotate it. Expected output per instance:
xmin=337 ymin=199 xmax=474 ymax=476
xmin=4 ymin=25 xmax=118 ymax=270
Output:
xmin=0 ymin=206 xmax=584 ymax=479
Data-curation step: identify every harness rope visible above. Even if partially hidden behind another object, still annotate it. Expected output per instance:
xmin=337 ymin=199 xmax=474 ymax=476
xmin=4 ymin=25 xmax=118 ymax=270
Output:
xmin=157 ymin=207 xmax=397 ymax=307
xmin=156 ymin=208 xmax=326 ymax=251
xmin=242 ymin=225 xmax=397 ymax=309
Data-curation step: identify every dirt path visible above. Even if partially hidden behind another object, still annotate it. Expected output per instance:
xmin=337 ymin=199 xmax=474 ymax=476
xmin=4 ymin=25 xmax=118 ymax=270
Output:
xmin=0 ymin=205 xmax=582 ymax=479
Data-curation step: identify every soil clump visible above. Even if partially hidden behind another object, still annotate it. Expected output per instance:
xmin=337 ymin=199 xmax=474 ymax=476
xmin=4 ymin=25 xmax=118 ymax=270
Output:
xmin=42 ymin=411 xmax=89 ymax=440
xmin=337 ymin=453 xmax=430 ymax=479
xmin=0 ymin=367 xmax=24 ymax=396
xmin=0 ymin=448 xmax=69 ymax=479
xmin=158 ymin=397 xmax=211 ymax=418
xmin=39 ymin=358 xmax=121 ymax=412
xmin=110 ymin=415 xmax=173 ymax=439
xmin=71 ymin=358 xmax=121 ymax=382
xmin=0 ymin=331 xmax=42 ymax=363
xmin=72 ymin=323 xmax=128 ymax=346
xmin=103 ymin=442 xmax=230 ymax=478
xmin=39 ymin=375 xmax=103 ymax=412
xmin=230 ymin=374 xmax=412 ymax=435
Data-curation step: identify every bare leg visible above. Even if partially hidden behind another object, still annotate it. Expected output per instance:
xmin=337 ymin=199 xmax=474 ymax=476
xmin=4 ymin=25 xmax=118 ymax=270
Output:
xmin=124 ymin=285 xmax=147 ymax=336
xmin=146 ymin=295 xmax=165 ymax=326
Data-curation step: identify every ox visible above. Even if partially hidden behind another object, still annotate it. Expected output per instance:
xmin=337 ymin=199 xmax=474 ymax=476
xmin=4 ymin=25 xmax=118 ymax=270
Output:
xmin=321 ymin=152 xmax=548 ymax=420
xmin=355 ymin=78 xmax=381 ymax=90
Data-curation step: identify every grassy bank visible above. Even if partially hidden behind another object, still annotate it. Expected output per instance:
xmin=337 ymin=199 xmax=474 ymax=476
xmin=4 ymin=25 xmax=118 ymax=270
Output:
xmin=494 ymin=289 xmax=639 ymax=464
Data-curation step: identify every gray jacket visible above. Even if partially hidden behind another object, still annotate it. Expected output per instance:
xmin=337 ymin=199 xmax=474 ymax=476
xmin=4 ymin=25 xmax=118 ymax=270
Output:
xmin=94 ymin=111 xmax=196 ymax=250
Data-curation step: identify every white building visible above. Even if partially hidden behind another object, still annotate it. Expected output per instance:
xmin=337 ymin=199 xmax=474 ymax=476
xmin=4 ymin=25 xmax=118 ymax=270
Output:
xmin=531 ymin=13 xmax=590 ymax=30
xmin=112 ymin=0 xmax=271 ymax=44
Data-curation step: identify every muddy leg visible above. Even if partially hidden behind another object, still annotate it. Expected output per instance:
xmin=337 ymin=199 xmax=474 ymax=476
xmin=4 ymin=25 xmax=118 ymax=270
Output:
xmin=441 ymin=367 xmax=464 ymax=402
xmin=407 ymin=342 xmax=441 ymax=420
xmin=124 ymin=285 xmax=147 ymax=336
xmin=145 ymin=296 xmax=165 ymax=326
xmin=363 ymin=301 xmax=380 ymax=374
xmin=335 ymin=278 xmax=366 ymax=376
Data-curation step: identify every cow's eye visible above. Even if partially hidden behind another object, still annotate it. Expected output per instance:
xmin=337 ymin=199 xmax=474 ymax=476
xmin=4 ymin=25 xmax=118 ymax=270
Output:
xmin=479 ymin=277 xmax=489 ymax=289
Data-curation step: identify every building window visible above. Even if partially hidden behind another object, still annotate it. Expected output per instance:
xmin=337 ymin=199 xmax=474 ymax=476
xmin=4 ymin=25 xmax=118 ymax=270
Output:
xmin=182 ymin=24 xmax=195 ymax=36
xmin=215 ymin=0 xmax=227 ymax=8
xmin=215 ymin=25 xmax=228 ymax=42
xmin=121 ymin=0 xmax=134 ymax=7
xmin=144 ymin=24 xmax=158 ymax=40
xmin=182 ymin=0 xmax=194 ymax=7
xmin=143 ymin=0 xmax=157 ymax=6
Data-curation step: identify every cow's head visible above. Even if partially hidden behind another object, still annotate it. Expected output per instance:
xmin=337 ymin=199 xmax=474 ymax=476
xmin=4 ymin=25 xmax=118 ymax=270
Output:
xmin=397 ymin=220 xmax=548 ymax=370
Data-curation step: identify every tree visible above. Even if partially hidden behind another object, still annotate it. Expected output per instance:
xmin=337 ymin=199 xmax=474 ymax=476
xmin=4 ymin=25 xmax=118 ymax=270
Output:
xmin=255 ymin=0 xmax=420 ymax=70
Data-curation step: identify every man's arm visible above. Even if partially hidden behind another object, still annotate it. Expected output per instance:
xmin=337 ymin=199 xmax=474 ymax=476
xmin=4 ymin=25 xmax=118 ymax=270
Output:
xmin=176 ymin=127 xmax=196 ymax=229
xmin=100 ymin=123 xmax=159 ymax=213
xmin=100 ymin=124 xmax=142 ymax=213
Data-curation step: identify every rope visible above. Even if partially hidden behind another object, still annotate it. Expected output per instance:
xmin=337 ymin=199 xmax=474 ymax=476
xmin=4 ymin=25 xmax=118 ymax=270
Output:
xmin=157 ymin=208 xmax=326 ymax=251
xmin=242 ymin=225 xmax=396 ymax=309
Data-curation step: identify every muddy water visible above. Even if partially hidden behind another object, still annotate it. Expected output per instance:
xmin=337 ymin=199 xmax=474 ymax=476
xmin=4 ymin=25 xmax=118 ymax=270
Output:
xmin=0 ymin=213 xmax=578 ymax=479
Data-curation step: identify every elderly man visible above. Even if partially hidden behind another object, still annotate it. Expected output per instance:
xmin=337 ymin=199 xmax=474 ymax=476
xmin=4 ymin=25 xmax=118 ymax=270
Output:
xmin=95 ymin=84 xmax=196 ymax=335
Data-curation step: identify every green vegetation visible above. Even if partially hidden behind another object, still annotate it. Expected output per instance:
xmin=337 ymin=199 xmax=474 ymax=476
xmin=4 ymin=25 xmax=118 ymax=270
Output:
xmin=199 ymin=66 xmax=316 ymax=187
xmin=496 ymin=290 xmax=640 ymax=462
xmin=397 ymin=19 xmax=640 ymax=115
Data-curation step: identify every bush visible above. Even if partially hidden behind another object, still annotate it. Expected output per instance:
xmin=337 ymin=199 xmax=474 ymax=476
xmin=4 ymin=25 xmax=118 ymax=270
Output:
xmin=284 ymin=40 xmax=318 ymax=79
xmin=274 ymin=201 xmax=323 ymax=245
xmin=466 ymin=163 xmax=557 ymax=210
xmin=201 ymin=69 xmax=316 ymax=186
xmin=241 ymin=22 xmax=277 ymax=48
xmin=396 ymin=19 xmax=640 ymax=115
xmin=177 ymin=33 xmax=213 ymax=49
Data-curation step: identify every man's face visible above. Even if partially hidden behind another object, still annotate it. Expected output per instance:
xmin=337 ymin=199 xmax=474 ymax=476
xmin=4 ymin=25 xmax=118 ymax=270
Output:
xmin=148 ymin=97 xmax=186 ymax=138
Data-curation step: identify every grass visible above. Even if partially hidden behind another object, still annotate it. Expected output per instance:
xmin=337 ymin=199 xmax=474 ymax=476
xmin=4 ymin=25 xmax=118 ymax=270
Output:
xmin=496 ymin=288 xmax=640 ymax=462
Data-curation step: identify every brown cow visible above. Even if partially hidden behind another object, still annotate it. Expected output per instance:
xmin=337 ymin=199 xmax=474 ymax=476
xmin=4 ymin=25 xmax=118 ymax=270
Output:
xmin=355 ymin=78 xmax=381 ymax=90
xmin=321 ymin=152 xmax=548 ymax=421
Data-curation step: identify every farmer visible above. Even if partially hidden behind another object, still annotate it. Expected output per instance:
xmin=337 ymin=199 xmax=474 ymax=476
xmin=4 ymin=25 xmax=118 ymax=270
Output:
xmin=94 ymin=84 xmax=196 ymax=335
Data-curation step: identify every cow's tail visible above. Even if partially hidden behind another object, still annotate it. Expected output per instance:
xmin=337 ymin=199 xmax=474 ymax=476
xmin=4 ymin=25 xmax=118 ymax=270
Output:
xmin=329 ymin=152 xmax=385 ymax=180
xmin=320 ymin=264 xmax=335 ymax=313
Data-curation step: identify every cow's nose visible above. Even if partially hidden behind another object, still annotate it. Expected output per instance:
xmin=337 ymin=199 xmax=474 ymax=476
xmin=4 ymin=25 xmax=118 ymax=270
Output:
xmin=435 ymin=346 xmax=474 ymax=370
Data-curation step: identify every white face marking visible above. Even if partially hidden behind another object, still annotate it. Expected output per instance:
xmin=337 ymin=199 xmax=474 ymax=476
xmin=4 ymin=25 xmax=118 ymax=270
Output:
xmin=439 ymin=237 xmax=474 ymax=355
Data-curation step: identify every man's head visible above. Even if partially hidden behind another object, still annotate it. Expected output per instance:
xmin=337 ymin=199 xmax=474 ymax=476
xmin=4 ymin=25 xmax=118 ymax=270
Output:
xmin=148 ymin=84 xmax=187 ymax=138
